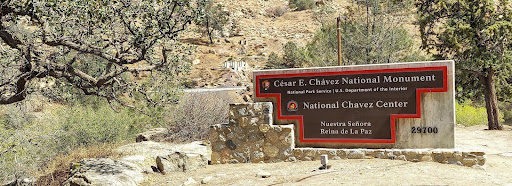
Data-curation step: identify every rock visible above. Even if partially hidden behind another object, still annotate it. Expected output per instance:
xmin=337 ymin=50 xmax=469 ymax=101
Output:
xmin=433 ymin=153 xmax=447 ymax=163
xmin=156 ymin=151 xmax=208 ymax=172
xmin=263 ymin=144 xmax=279 ymax=158
xmin=182 ymin=178 xmax=199 ymax=186
xmin=470 ymin=152 xmax=485 ymax=156
xmin=63 ymin=158 xmax=143 ymax=186
xmin=397 ymin=155 xmax=407 ymax=161
xmin=252 ymin=151 xmax=265 ymax=162
xmin=477 ymin=156 xmax=486 ymax=166
xmin=3 ymin=178 xmax=33 ymax=186
xmin=257 ymin=170 xmax=272 ymax=178
xmin=347 ymin=150 xmax=365 ymax=159
xmin=192 ymin=59 xmax=201 ymax=65
xmin=389 ymin=155 xmax=398 ymax=160
xmin=287 ymin=156 xmax=297 ymax=162
xmin=462 ymin=158 xmax=477 ymax=167
xmin=225 ymin=140 xmax=237 ymax=150
xmin=421 ymin=155 xmax=433 ymax=162
xmin=376 ymin=152 xmax=387 ymax=159
xmin=331 ymin=156 xmax=341 ymax=160
xmin=136 ymin=128 xmax=168 ymax=142
xmin=266 ymin=130 xmax=279 ymax=142
xmin=259 ymin=124 xmax=270 ymax=133
xmin=201 ymin=176 xmax=214 ymax=184
xmin=116 ymin=141 xmax=209 ymax=169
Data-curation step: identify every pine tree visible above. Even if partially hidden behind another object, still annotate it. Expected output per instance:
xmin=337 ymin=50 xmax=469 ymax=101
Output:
xmin=417 ymin=0 xmax=512 ymax=130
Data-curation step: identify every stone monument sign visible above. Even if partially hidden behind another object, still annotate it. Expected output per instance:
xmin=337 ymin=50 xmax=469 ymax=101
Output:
xmin=253 ymin=61 xmax=455 ymax=148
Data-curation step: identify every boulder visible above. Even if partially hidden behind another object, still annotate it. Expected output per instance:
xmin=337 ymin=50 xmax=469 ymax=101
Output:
xmin=256 ymin=170 xmax=271 ymax=178
xmin=182 ymin=178 xmax=199 ymax=186
xmin=201 ymin=176 xmax=213 ymax=184
xmin=63 ymin=158 xmax=143 ymax=186
xmin=136 ymin=128 xmax=168 ymax=142
xmin=116 ymin=141 xmax=209 ymax=174
xmin=156 ymin=152 xmax=208 ymax=172
xmin=3 ymin=178 xmax=33 ymax=186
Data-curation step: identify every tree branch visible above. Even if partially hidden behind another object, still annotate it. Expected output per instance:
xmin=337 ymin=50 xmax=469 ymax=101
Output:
xmin=0 ymin=24 xmax=22 ymax=50
xmin=0 ymin=73 xmax=30 ymax=104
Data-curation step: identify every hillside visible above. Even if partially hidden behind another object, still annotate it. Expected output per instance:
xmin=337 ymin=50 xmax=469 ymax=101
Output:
xmin=184 ymin=0 xmax=351 ymax=89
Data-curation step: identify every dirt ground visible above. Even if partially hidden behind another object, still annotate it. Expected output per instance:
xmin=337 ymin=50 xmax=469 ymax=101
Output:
xmin=144 ymin=125 xmax=512 ymax=185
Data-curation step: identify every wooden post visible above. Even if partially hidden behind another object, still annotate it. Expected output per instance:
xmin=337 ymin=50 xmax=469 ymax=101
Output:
xmin=337 ymin=16 xmax=342 ymax=66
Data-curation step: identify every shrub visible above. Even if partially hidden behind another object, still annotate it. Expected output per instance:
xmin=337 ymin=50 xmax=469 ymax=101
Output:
xmin=0 ymin=98 xmax=162 ymax=183
xmin=456 ymin=101 xmax=489 ymax=126
xmin=265 ymin=42 xmax=307 ymax=69
xmin=55 ymin=101 xmax=157 ymax=146
xmin=167 ymin=92 xmax=233 ymax=142
xmin=35 ymin=143 xmax=122 ymax=186
xmin=265 ymin=52 xmax=286 ymax=69
xmin=266 ymin=6 xmax=289 ymax=18
xmin=499 ymin=102 xmax=512 ymax=125
xmin=289 ymin=0 xmax=316 ymax=11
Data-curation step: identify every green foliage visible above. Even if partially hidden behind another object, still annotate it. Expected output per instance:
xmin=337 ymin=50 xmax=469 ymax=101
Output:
xmin=326 ymin=0 xmax=419 ymax=66
xmin=456 ymin=100 xmax=504 ymax=126
xmin=456 ymin=101 xmax=488 ymax=126
xmin=289 ymin=0 xmax=316 ymax=11
xmin=56 ymin=98 xmax=163 ymax=145
xmin=417 ymin=0 xmax=512 ymax=129
xmin=0 ymin=98 xmax=163 ymax=183
xmin=265 ymin=42 xmax=306 ymax=69
xmin=196 ymin=0 xmax=229 ymax=44
xmin=417 ymin=0 xmax=512 ymax=100
xmin=1 ymin=0 xmax=195 ymax=107
xmin=268 ymin=0 xmax=423 ymax=68
xmin=499 ymin=102 xmax=512 ymax=125
xmin=266 ymin=52 xmax=285 ymax=69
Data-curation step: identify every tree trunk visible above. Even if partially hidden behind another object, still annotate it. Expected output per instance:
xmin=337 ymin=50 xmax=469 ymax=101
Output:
xmin=206 ymin=18 xmax=214 ymax=44
xmin=483 ymin=68 xmax=503 ymax=130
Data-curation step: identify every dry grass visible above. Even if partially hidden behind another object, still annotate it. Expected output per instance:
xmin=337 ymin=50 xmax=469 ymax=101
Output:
xmin=266 ymin=6 xmax=289 ymax=18
xmin=34 ymin=142 xmax=125 ymax=186
xmin=167 ymin=92 xmax=234 ymax=142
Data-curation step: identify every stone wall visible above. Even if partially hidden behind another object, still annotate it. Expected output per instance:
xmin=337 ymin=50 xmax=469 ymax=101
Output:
xmin=210 ymin=102 xmax=486 ymax=168
xmin=210 ymin=102 xmax=294 ymax=164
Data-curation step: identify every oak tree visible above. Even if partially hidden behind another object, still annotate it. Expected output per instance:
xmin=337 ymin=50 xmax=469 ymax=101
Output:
xmin=0 ymin=0 xmax=197 ymax=110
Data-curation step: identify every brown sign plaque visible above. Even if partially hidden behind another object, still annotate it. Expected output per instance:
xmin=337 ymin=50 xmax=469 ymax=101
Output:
xmin=255 ymin=66 xmax=447 ymax=143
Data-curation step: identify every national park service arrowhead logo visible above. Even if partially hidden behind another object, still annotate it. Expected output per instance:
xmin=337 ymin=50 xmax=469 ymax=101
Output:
xmin=262 ymin=80 xmax=270 ymax=90
xmin=287 ymin=100 xmax=298 ymax=112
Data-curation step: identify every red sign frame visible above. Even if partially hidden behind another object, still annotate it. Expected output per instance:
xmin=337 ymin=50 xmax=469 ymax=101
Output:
xmin=255 ymin=66 xmax=448 ymax=143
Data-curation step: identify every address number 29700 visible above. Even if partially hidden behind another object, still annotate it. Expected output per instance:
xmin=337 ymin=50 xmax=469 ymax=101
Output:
xmin=411 ymin=126 xmax=438 ymax=134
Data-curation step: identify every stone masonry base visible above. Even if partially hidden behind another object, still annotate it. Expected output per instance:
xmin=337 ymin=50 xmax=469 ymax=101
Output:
xmin=210 ymin=102 xmax=485 ymax=168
